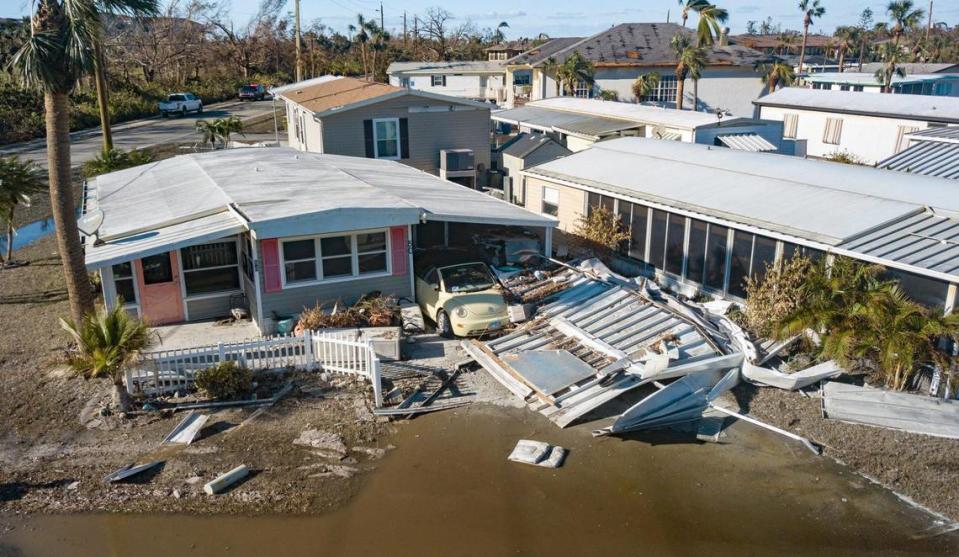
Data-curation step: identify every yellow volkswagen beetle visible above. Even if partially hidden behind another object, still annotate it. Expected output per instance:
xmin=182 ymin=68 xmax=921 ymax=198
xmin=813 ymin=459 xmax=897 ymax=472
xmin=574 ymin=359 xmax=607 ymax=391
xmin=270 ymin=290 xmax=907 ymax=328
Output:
xmin=414 ymin=260 xmax=509 ymax=338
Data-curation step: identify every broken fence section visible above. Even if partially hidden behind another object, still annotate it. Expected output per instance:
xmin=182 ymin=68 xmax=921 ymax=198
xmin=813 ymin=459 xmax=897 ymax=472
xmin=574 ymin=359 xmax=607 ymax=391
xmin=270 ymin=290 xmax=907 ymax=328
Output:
xmin=127 ymin=330 xmax=381 ymax=398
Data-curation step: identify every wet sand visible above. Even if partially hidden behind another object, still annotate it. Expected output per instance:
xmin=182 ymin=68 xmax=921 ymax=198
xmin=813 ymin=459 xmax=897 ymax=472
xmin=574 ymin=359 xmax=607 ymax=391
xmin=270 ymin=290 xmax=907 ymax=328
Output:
xmin=2 ymin=404 xmax=956 ymax=556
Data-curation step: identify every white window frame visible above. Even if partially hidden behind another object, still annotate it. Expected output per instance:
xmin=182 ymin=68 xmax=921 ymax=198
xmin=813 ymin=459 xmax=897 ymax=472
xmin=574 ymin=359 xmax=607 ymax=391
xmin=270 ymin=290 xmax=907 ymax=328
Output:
xmin=279 ymin=229 xmax=392 ymax=289
xmin=179 ymin=238 xmax=243 ymax=300
xmin=372 ymin=117 xmax=402 ymax=160
xmin=823 ymin=117 xmax=843 ymax=145
xmin=106 ymin=261 xmax=141 ymax=315
xmin=573 ymin=80 xmax=591 ymax=98
xmin=542 ymin=186 xmax=560 ymax=216
xmin=431 ymin=75 xmax=446 ymax=87
xmin=783 ymin=113 xmax=799 ymax=139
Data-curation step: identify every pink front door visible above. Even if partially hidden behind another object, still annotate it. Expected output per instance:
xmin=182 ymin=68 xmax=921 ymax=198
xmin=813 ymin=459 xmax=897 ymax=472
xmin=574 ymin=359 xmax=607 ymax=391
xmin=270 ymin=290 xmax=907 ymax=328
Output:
xmin=136 ymin=251 xmax=184 ymax=325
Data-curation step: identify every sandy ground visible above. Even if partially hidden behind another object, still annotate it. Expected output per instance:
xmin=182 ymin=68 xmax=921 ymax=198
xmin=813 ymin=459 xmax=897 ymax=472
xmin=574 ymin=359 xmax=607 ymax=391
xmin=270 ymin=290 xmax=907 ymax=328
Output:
xmin=735 ymin=383 xmax=959 ymax=522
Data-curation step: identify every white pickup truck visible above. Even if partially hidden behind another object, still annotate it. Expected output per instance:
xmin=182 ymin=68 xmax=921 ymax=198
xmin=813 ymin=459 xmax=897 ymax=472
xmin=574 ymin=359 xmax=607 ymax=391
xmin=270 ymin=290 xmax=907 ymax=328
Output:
xmin=158 ymin=93 xmax=203 ymax=117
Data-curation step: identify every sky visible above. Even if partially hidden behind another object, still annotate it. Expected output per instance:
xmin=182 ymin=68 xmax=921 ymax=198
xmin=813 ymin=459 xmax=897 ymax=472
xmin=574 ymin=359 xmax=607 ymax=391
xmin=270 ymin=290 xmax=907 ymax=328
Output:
xmin=5 ymin=0 xmax=959 ymax=38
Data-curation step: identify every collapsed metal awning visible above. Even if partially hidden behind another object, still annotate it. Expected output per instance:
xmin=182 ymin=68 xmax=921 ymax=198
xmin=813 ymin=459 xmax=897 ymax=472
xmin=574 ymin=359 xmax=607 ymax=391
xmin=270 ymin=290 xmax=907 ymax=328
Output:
xmin=717 ymin=133 xmax=777 ymax=152
xmin=463 ymin=272 xmax=739 ymax=428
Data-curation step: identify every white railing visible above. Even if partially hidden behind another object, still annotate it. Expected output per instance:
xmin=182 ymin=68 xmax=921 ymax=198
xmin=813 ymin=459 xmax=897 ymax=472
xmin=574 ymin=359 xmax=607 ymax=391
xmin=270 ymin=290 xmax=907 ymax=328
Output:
xmin=126 ymin=330 xmax=382 ymax=405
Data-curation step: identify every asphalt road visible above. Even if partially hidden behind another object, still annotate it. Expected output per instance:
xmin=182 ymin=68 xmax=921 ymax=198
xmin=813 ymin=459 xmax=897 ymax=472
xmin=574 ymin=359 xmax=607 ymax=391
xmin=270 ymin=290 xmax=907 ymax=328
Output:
xmin=0 ymin=99 xmax=279 ymax=168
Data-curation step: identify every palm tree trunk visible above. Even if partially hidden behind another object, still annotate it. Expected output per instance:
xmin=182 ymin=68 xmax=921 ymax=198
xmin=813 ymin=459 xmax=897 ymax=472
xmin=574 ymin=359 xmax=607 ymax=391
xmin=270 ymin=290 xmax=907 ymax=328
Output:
xmin=838 ymin=47 xmax=845 ymax=72
xmin=45 ymin=91 xmax=94 ymax=326
xmin=798 ymin=23 xmax=809 ymax=77
xmin=676 ymin=78 xmax=685 ymax=110
xmin=5 ymin=221 xmax=14 ymax=263
xmin=93 ymin=42 xmax=113 ymax=153
xmin=692 ymin=79 xmax=699 ymax=111
xmin=858 ymin=39 xmax=865 ymax=71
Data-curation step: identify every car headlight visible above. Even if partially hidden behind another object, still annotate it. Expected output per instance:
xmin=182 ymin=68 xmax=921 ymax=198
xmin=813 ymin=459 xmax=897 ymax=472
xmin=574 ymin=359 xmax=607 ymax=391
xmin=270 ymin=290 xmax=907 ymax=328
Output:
xmin=453 ymin=306 xmax=470 ymax=319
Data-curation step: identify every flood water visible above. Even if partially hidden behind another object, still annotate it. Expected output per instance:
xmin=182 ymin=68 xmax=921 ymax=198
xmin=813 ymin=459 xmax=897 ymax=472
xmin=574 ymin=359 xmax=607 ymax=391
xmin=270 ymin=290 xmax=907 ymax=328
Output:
xmin=2 ymin=404 xmax=956 ymax=556
xmin=0 ymin=217 xmax=55 ymax=254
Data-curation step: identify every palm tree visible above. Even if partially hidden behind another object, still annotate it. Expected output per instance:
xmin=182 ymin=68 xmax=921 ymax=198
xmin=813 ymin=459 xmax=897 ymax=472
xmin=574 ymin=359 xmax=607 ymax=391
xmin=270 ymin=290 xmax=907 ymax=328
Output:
xmin=555 ymin=51 xmax=595 ymax=97
xmin=874 ymin=42 xmax=907 ymax=92
xmin=82 ymin=148 xmax=153 ymax=178
xmin=632 ymin=72 xmax=662 ymax=102
xmin=61 ymin=304 xmax=153 ymax=412
xmin=777 ymin=32 xmax=797 ymax=55
xmin=754 ymin=59 xmax=796 ymax=93
xmin=349 ymin=14 xmax=371 ymax=79
xmin=195 ymin=117 xmax=245 ymax=150
xmin=11 ymin=0 xmax=159 ymax=327
xmin=887 ymin=0 xmax=924 ymax=48
xmin=540 ymin=56 xmax=562 ymax=97
xmin=692 ymin=3 xmax=729 ymax=47
xmin=366 ymin=21 xmax=391 ymax=81
xmin=856 ymin=8 xmax=874 ymax=71
xmin=678 ymin=0 xmax=709 ymax=28
xmin=0 ymin=156 xmax=45 ymax=266
xmin=797 ymin=0 xmax=826 ymax=76
xmin=195 ymin=119 xmax=219 ymax=151
xmin=671 ymin=33 xmax=707 ymax=110
xmin=834 ymin=25 xmax=860 ymax=71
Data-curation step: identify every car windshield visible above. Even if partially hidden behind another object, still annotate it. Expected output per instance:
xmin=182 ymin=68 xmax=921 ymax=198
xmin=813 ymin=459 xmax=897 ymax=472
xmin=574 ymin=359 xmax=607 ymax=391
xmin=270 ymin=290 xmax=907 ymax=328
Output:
xmin=240 ymin=86 xmax=256 ymax=93
xmin=440 ymin=263 xmax=495 ymax=293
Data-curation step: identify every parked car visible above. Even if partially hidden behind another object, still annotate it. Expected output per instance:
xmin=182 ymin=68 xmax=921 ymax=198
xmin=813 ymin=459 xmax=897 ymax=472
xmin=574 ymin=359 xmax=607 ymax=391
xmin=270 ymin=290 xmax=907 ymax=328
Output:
xmin=414 ymin=257 xmax=509 ymax=338
xmin=238 ymin=84 xmax=267 ymax=101
xmin=159 ymin=93 xmax=203 ymax=117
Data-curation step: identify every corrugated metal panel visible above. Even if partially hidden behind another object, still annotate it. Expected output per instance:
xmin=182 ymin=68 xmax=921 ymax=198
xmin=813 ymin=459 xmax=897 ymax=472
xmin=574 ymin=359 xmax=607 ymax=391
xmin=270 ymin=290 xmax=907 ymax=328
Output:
xmin=85 ymin=211 xmax=246 ymax=269
xmin=907 ymin=126 xmax=959 ymax=142
xmin=717 ymin=133 xmax=777 ymax=152
xmin=877 ymin=141 xmax=959 ymax=179
xmin=492 ymin=105 xmax=634 ymax=138
xmin=754 ymin=88 xmax=959 ymax=124
xmin=553 ymin=118 xmax=641 ymax=138
xmin=840 ymin=210 xmax=959 ymax=276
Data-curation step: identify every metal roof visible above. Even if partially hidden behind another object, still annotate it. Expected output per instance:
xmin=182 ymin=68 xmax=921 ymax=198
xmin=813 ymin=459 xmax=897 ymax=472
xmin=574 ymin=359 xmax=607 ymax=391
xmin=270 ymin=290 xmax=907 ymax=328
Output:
xmin=808 ymin=72 xmax=958 ymax=86
xmin=754 ymin=88 xmax=959 ymax=124
xmin=85 ymin=148 xmax=556 ymax=268
xmin=840 ymin=210 xmax=959 ymax=276
xmin=906 ymin=126 xmax=959 ymax=143
xmin=500 ymin=133 xmax=571 ymax=159
xmin=877 ymin=141 xmax=959 ymax=179
xmin=525 ymin=138 xmax=959 ymax=244
xmin=492 ymin=105 xmax=639 ymax=138
xmin=85 ymin=211 xmax=247 ymax=269
xmin=858 ymin=63 xmax=959 ymax=75
xmin=717 ymin=133 xmax=777 ymax=152
xmin=387 ymin=61 xmax=505 ymax=75
xmin=534 ymin=97 xmax=723 ymax=129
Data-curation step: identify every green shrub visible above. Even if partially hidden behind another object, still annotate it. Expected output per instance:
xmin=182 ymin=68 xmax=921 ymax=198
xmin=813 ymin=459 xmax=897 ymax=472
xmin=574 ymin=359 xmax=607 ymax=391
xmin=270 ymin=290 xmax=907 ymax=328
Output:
xmin=83 ymin=148 xmax=153 ymax=178
xmin=194 ymin=361 xmax=254 ymax=400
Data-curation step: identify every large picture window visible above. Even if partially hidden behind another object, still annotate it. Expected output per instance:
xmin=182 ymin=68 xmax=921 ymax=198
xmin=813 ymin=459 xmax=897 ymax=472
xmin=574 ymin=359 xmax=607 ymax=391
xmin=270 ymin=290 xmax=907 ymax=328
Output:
xmin=685 ymin=219 xmax=708 ymax=284
xmin=728 ymin=231 xmax=754 ymax=298
xmin=648 ymin=209 xmax=668 ymax=269
xmin=542 ymin=187 xmax=560 ymax=217
xmin=703 ymin=224 xmax=728 ymax=291
xmin=629 ymin=205 xmax=649 ymax=261
xmin=642 ymin=75 xmax=677 ymax=103
xmin=280 ymin=230 xmax=390 ymax=287
xmin=664 ymin=214 xmax=686 ymax=276
xmin=373 ymin=118 xmax=401 ymax=159
xmin=181 ymin=241 xmax=240 ymax=296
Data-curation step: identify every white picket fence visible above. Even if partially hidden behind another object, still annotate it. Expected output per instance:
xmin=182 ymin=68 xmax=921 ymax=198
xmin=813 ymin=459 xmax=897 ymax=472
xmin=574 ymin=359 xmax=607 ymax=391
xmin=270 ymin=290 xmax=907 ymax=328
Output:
xmin=126 ymin=330 xmax=382 ymax=404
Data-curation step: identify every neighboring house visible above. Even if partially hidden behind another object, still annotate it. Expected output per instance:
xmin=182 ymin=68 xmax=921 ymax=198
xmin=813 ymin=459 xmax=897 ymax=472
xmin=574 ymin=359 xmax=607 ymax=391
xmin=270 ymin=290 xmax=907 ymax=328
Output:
xmin=83 ymin=148 xmax=556 ymax=333
xmin=877 ymin=126 xmax=959 ymax=179
xmin=486 ymin=41 xmax=534 ymax=61
xmin=499 ymin=133 xmax=572 ymax=206
xmin=858 ymin=63 xmax=959 ymax=75
xmin=276 ymin=76 xmax=491 ymax=186
xmin=503 ymin=23 xmax=769 ymax=117
xmin=730 ymin=33 xmax=834 ymax=57
xmin=754 ymin=88 xmax=959 ymax=164
xmin=503 ymin=36 xmax=585 ymax=106
xmin=387 ymin=61 xmax=507 ymax=103
xmin=493 ymin=97 xmax=788 ymax=153
xmin=521 ymin=138 xmax=959 ymax=312
xmin=807 ymin=72 xmax=959 ymax=97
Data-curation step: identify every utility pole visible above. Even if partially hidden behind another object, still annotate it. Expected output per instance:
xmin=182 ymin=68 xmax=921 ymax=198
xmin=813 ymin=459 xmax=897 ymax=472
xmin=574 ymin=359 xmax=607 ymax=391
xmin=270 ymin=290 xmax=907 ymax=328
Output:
xmin=403 ymin=11 xmax=407 ymax=48
xmin=294 ymin=0 xmax=303 ymax=82
xmin=380 ymin=2 xmax=384 ymax=31
xmin=926 ymin=1 xmax=933 ymax=40
xmin=413 ymin=16 xmax=418 ymax=58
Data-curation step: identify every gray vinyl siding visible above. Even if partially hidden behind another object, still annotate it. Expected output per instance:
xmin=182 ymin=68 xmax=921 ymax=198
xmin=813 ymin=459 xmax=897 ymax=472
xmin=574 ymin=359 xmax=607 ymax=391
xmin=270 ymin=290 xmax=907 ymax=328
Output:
xmin=242 ymin=275 xmax=258 ymax=324
xmin=186 ymin=294 xmax=236 ymax=321
xmin=259 ymin=272 xmax=412 ymax=318
xmin=318 ymin=95 xmax=491 ymax=174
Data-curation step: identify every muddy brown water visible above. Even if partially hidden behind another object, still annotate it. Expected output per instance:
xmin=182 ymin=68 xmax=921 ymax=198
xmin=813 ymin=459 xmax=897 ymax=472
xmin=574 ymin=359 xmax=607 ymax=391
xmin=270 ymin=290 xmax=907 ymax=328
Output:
xmin=2 ymin=404 xmax=956 ymax=556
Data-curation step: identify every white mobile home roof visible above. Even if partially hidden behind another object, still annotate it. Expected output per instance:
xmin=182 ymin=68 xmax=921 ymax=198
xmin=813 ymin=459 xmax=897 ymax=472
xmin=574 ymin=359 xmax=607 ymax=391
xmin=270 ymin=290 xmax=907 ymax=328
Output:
xmin=85 ymin=148 xmax=555 ymax=268
xmin=513 ymin=97 xmax=724 ymax=130
xmin=808 ymin=72 xmax=957 ymax=86
xmin=524 ymin=137 xmax=959 ymax=247
xmin=754 ymin=88 xmax=959 ymax=124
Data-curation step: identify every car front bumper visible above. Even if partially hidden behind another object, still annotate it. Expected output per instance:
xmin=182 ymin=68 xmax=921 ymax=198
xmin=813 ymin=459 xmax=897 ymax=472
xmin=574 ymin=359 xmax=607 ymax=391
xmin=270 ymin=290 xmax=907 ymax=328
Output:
xmin=451 ymin=312 xmax=508 ymax=336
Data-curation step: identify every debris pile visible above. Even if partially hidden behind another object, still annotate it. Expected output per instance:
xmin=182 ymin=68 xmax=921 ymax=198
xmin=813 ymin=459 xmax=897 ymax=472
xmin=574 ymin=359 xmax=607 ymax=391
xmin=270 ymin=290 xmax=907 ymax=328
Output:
xmin=507 ymin=440 xmax=567 ymax=469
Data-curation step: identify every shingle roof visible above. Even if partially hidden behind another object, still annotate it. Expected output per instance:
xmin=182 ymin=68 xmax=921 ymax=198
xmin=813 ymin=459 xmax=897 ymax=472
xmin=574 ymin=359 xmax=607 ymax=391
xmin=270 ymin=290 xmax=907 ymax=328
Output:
xmin=277 ymin=77 xmax=401 ymax=114
xmin=754 ymin=88 xmax=959 ymax=123
xmin=506 ymin=37 xmax=585 ymax=65
xmin=524 ymin=23 xmax=765 ymax=68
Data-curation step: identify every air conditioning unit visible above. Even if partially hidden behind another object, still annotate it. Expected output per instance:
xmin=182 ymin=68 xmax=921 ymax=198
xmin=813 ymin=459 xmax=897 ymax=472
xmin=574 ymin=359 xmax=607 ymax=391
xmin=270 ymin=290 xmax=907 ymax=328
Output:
xmin=440 ymin=149 xmax=475 ymax=172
